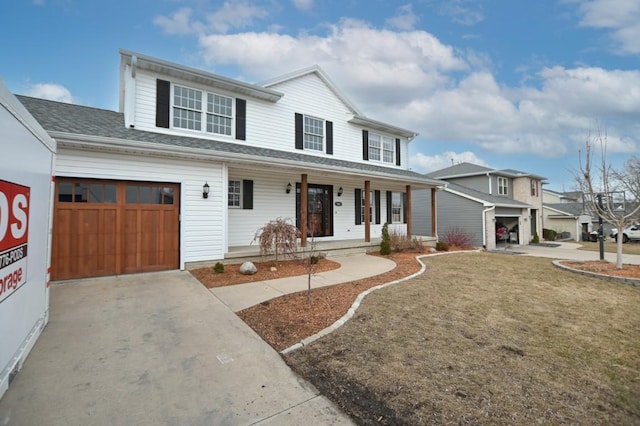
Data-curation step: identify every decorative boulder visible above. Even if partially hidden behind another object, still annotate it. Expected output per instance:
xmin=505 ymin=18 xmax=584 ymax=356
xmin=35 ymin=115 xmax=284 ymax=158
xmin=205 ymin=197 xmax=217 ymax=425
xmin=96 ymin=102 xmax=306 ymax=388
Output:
xmin=429 ymin=247 xmax=437 ymax=253
xmin=239 ymin=262 xmax=257 ymax=275
xmin=270 ymin=266 xmax=277 ymax=272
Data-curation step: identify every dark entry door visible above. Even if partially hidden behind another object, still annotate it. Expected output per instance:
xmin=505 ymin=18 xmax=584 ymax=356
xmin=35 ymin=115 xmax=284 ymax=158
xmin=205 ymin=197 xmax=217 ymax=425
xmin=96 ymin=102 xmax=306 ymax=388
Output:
xmin=296 ymin=184 xmax=333 ymax=237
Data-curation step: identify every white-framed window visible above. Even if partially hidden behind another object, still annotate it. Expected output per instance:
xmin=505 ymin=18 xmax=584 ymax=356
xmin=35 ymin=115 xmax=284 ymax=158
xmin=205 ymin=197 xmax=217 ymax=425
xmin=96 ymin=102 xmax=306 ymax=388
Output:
xmin=173 ymin=84 xmax=234 ymax=136
xmin=530 ymin=179 xmax=538 ymax=197
xmin=304 ymin=116 xmax=324 ymax=151
xmin=228 ymin=180 xmax=241 ymax=207
xmin=392 ymin=192 xmax=403 ymax=223
xmin=498 ymin=177 xmax=508 ymax=196
xmin=361 ymin=190 xmax=375 ymax=223
xmin=173 ymin=86 xmax=202 ymax=131
xmin=207 ymin=93 xmax=233 ymax=135
xmin=368 ymin=132 xmax=395 ymax=163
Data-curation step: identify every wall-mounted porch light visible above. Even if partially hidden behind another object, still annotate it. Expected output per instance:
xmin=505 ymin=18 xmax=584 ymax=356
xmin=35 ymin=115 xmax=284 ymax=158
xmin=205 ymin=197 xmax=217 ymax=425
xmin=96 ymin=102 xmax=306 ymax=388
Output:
xmin=203 ymin=182 xmax=210 ymax=199
xmin=338 ymin=186 xmax=343 ymax=196
xmin=286 ymin=182 xmax=292 ymax=194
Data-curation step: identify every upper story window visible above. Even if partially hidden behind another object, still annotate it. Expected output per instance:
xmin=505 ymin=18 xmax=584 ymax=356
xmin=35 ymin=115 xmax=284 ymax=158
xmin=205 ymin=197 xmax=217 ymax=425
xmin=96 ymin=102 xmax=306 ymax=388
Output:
xmin=173 ymin=86 xmax=202 ymax=131
xmin=530 ymin=179 xmax=539 ymax=197
xmin=498 ymin=177 xmax=508 ymax=196
xmin=368 ymin=133 xmax=395 ymax=163
xmin=228 ymin=180 xmax=241 ymax=208
xmin=304 ymin=116 xmax=324 ymax=151
xmin=173 ymin=85 xmax=233 ymax=136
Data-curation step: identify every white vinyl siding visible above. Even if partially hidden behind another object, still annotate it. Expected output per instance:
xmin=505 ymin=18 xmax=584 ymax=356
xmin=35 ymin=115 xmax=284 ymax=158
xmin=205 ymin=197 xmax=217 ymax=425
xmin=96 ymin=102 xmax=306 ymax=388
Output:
xmin=55 ymin=148 xmax=226 ymax=266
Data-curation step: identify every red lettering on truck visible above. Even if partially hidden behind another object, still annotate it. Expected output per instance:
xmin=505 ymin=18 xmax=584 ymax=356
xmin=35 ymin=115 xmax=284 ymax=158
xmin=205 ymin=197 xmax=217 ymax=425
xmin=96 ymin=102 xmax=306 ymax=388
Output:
xmin=0 ymin=180 xmax=30 ymax=253
xmin=0 ymin=267 xmax=23 ymax=297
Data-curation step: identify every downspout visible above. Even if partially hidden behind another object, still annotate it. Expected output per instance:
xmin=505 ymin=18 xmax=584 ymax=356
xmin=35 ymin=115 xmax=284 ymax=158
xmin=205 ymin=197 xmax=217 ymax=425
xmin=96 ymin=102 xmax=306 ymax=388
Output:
xmin=487 ymin=172 xmax=492 ymax=195
xmin=482 ymin=204 xmax=495 ymax=247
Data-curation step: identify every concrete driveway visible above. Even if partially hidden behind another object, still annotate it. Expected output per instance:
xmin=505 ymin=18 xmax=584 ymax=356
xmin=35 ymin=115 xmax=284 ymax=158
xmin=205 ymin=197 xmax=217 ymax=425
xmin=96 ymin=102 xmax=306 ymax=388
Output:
xmin=0 ymin=271 xmax=352 ymax=425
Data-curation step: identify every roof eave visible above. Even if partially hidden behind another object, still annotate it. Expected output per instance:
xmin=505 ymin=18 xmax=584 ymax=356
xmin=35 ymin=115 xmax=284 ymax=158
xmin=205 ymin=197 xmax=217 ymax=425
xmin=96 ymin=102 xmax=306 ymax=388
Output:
xmin=119 ymin=49 xmax=283 ymax=102
xmin=348 ymin=116 xmax=417 ymax=140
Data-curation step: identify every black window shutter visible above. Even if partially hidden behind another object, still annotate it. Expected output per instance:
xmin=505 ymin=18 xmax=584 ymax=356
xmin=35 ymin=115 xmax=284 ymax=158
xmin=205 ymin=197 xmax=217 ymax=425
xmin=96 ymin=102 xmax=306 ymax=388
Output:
xmin=375 ymin=190 xmax=381 ymax=224
xmin=386 ymin=191 xmax=392 ymax=223
xmin=326 ymin=121 xmax=333 ymax=155
xmin=295 ymin=113 xmax=303 ymax=150
xmin=156 ymin=79 xmax=170 ymax=129
xmin=402 ymin=192 xmax=407 ymax=224
xmin=242 ymin=180 xmax=253 ymax=210
xmin=395 ymin=138 xmax=401 ymax=166
xmin=355 ymin=188 xmax=362 ymax=225
xmin=362 ymin=130 xmax=369 ymax=160
xmin=235 ymin=98 xmax=246 ymax=140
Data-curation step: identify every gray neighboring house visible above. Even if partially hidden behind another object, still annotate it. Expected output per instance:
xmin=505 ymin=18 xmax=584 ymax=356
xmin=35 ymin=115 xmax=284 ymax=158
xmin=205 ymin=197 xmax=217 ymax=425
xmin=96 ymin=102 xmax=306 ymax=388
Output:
xmin=542 ymin=189 xmax=594 ymax=241
xmin=413 ymin=162 xmax=546 ymax=249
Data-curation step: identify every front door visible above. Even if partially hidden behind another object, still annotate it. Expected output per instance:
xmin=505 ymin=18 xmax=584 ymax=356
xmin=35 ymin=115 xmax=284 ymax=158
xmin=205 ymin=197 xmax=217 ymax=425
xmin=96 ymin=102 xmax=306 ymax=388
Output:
xmin=296 ymin=184 xmax=333 ymax=237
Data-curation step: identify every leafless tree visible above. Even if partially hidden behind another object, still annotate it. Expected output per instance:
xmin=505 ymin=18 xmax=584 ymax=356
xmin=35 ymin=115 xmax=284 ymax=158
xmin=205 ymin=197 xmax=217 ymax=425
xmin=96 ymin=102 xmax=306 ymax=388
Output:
xmin=252 ymin=217 xmax=300 ymax=267
xmin=575 ymin=127 xmax=640 ymax=269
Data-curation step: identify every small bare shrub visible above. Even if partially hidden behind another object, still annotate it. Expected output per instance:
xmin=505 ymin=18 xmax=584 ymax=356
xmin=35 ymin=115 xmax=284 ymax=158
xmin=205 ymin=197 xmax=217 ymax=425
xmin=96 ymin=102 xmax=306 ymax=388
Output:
xmin=435 ymin=241 xmax=449 ymax=251
xmin=389 ymin=229 xmax=425 ymax=252
xmin=441 ymin=226 xmax=474 ymax=248
xmin=253 ymin=217 xmax=301 ymax=266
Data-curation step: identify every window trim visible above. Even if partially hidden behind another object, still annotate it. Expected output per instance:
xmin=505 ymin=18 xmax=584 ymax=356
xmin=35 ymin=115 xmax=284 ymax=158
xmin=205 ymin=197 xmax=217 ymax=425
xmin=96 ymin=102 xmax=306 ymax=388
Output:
xmin=391 ymin=192 xmax=403 ymax=224
xmin=498 ymin=177 xmax=508 ymax=196
xmin=228 ymin=179 xmax=242 ymax=208
xmin=303 ymin=115 xmax=324 ymax=152
xmin=172 ymin=83 xmax=235 ymax=137
xmin=367 ymin=131 xmax=395 ymax=164
xmin=530 ymin=179 xmax=538 ymax=197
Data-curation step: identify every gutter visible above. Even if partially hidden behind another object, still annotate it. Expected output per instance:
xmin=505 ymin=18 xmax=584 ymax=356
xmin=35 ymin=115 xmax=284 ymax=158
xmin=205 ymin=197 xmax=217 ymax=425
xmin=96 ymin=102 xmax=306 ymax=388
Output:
xmin=482 ymin=205 xmax=496 ymax=248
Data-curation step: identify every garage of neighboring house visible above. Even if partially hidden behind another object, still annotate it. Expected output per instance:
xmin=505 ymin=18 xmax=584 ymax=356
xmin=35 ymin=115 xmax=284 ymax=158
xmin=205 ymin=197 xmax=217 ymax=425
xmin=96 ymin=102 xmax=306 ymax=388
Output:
xmin=52 ymin=178 xmax=180 ymax=280
xmin=495 ymin=208 xmax=521 ymax=245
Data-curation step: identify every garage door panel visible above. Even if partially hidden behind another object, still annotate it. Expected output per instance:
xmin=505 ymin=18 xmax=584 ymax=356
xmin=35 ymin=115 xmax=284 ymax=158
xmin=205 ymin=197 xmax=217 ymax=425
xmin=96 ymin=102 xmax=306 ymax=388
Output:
xmin=52 ymin=179 xmax=179 ymax=280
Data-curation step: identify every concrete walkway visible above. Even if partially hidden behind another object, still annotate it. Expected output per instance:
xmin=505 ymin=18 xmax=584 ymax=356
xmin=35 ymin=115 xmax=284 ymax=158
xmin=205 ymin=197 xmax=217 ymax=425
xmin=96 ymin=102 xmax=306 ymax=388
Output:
xmin=0 ymin=271 xmax=354 ymax=425
xmin=502 ymin=242 xmax=640 ymax=265
xmin=211 ymin=253 xmax=397 ymax=312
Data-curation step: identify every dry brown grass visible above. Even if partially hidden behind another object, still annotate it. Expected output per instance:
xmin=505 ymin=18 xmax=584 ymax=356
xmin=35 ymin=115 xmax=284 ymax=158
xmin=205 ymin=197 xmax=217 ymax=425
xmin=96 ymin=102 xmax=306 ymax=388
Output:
xmin=579 ymin=241 xmax=640 ymax=255
xmin=284 ymin=252 xmax=640 ymax=425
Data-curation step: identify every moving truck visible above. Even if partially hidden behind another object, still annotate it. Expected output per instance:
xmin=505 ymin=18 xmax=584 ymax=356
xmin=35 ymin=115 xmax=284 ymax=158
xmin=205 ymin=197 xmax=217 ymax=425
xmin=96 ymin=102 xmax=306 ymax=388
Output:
xmin=0 ymin=80 xmax=56 ymax=399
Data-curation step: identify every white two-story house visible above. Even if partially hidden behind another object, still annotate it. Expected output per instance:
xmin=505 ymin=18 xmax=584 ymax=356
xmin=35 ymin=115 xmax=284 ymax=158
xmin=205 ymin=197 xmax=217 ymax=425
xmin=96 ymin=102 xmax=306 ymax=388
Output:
xmin=18 ymin=49 xmax=442 ymax=280
xmin=413 ymin=162 xmax=546 ymax=249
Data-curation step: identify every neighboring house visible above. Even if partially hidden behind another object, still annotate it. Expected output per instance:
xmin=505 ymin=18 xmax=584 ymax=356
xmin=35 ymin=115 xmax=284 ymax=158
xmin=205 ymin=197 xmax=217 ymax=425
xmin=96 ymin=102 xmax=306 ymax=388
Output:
xmin=542 ymin=189 xmax=593 ymax=241
xmin=413 ymin=163 xmax=545 ymax=250
xmin=18 ymin=49 xmax=442 ymax=280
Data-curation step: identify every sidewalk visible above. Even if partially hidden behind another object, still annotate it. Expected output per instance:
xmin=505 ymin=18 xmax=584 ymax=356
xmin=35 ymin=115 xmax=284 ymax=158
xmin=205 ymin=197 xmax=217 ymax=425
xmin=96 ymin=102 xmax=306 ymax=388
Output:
xmin=503 ymin=242 xmax=640 ymax=265
xmin=210 ymin=254 xmax=397 ymax=312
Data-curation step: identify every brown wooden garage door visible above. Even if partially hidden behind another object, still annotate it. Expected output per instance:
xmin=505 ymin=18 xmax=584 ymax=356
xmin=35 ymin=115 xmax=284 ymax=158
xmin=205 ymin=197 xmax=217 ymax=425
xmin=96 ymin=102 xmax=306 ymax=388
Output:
xmin=52 ymin=178 xmax=180 ymax=280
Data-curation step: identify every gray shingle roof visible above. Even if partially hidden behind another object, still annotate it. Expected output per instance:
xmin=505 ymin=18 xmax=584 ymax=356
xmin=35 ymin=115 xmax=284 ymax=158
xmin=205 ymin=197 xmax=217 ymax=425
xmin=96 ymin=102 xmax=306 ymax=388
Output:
xmin=17 ymin=95 xmax=441 ymax=186
xmin=446 ymin=182 xmax=532 ymax=207
xmin=426 ymin=162 xmax=493 ymax=178
xmin=545 ymin=203 xmax=585 ymax=216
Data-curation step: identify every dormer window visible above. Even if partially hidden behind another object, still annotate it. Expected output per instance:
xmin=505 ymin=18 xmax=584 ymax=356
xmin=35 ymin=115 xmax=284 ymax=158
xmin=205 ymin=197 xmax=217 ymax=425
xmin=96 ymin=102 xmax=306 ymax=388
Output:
xmin=172 ymin=84 xmax=233 ymax=136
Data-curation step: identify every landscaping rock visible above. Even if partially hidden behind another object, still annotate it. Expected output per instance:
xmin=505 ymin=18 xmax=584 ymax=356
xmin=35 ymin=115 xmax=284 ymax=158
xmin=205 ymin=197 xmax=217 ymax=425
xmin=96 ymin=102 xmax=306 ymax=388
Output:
xmin=270 ymin=266 xmax=277 ymax=272
xmin=240 ymin=262 xmax=257 ymax=275
xmin=429 ymin=247 xmax=437 ymax=253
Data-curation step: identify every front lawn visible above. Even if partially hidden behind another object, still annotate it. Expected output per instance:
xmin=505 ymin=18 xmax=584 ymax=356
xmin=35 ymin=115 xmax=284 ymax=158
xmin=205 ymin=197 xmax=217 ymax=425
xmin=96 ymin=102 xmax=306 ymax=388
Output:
xmin=284 ymin=253 xmax=640 ymax=425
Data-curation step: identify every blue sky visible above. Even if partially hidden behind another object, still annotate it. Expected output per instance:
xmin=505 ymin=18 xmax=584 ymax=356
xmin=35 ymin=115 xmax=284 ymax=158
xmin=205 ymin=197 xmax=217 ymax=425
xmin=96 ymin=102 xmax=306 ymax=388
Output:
xmin=3 ymin=0 xmax=639 ymax=191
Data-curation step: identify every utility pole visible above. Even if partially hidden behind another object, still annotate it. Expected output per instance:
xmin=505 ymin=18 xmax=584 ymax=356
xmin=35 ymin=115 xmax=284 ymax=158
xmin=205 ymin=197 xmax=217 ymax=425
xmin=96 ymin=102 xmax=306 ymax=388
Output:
xmin=597 ymin=193 xmax=604 ymax=260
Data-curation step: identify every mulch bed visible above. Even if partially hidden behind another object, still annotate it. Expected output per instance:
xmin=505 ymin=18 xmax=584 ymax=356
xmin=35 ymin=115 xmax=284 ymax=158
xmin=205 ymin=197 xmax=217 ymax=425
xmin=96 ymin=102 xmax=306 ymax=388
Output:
xmin=561 ymin=260 xmax=640 ymax=278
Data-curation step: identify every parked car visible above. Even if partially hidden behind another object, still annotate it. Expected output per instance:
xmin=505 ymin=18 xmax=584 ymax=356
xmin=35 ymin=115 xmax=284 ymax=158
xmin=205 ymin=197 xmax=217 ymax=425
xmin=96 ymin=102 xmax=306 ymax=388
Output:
xmin=609 ymin=224 xmax=640 ymax=243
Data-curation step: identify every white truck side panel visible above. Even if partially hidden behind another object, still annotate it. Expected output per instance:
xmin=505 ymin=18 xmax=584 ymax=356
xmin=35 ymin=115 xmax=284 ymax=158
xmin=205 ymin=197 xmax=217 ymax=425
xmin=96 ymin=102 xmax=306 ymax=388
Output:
xmin=0 ymin=81 xmax=55 ymax=400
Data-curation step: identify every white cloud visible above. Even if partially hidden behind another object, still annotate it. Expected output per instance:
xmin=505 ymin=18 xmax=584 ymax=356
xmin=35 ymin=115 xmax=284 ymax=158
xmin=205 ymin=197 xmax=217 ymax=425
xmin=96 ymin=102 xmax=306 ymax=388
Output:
xmin=386 ymin=4 xmax=419 ymax=31
xmin=25 ymin=83 xmax=74 ymax=103
xmin=292 ymin=0 xmax=313 ymax=11
xmin=158 ymin=14 xmax=639 ymax=162
xmin=154 ymin=2 xmax=268 ymax=35
xmin=574 ymin=0 xmax=640 ymax=54
xmin=437 ymin=0 xmax=484 ymax=26
xmin=411 ymin=151 xmax=488 ymax=173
